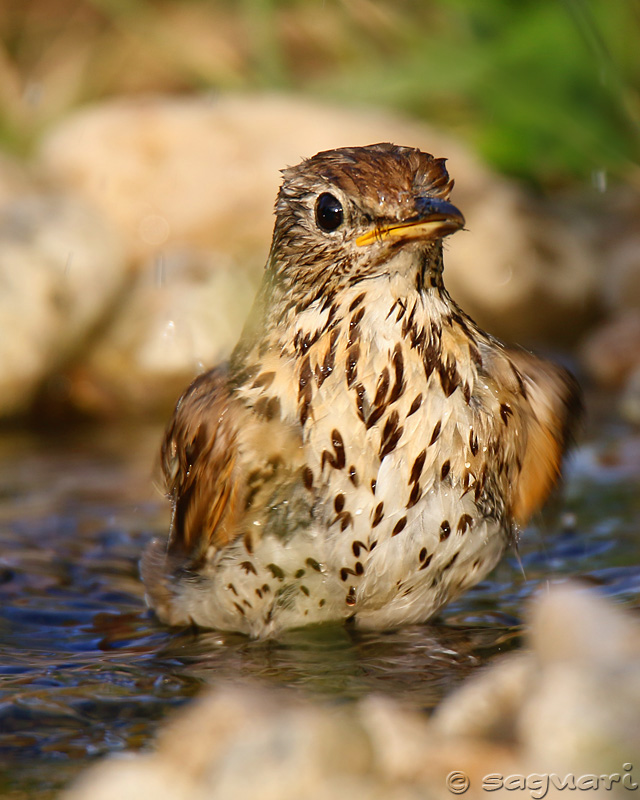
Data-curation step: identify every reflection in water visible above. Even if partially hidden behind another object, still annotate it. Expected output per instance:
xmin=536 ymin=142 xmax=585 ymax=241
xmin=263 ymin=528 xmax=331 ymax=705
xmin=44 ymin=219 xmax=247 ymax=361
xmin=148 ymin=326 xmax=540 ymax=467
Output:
xmin=0 ymin=414 xmax=638 ymax=797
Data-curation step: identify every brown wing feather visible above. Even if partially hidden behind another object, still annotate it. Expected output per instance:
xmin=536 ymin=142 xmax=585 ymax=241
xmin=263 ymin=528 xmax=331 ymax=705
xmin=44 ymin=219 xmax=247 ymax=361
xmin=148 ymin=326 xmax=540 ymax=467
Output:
xmin=161 ymin=366 xmax=247 ymax=561
xmin=506 ymin=349 xmax=582 ymax=525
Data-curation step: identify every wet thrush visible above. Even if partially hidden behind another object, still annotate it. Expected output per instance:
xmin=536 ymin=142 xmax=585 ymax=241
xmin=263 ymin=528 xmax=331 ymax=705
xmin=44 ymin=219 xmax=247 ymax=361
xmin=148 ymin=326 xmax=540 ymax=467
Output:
xmin=142 ymin=143 xmax=580 ymax=637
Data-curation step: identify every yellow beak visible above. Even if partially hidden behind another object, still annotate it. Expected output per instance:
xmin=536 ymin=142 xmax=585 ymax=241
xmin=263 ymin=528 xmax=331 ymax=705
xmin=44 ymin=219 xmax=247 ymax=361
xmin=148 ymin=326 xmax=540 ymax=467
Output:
xmin=356 ymin=198 xmax=464 ymax=247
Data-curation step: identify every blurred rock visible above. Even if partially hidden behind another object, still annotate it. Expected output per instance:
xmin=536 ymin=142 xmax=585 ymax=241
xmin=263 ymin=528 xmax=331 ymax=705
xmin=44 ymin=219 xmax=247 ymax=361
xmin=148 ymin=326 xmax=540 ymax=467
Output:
xmin=64 ymin=584 xmax=640 ymax=800
xmin=580 ymin=311 xmax=640 ymax=390
xmin=0 ymin=151 xmax=34 ymax=209
xmin=580 ymin=310 xmax=640 ymax=424
xmin=0 ymin=191 xmax=126 ymax=418
xmin=64 ymin=248 xmax=256 ymax=417
xmin=434 ymin=582 xmax=640 ymax=781
xmin=605 ymin=232 xmax=640 ymax=313
xmin=620 ymin=365 xmax=640 ymax=425
xmin=38 ymin=93 xmax=599 ymax=345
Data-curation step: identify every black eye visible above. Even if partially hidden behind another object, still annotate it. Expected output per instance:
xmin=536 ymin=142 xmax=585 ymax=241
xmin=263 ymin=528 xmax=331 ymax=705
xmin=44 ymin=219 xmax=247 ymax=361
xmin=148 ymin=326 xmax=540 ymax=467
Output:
xmin=315 ymin=193 xmax=344 ymax=232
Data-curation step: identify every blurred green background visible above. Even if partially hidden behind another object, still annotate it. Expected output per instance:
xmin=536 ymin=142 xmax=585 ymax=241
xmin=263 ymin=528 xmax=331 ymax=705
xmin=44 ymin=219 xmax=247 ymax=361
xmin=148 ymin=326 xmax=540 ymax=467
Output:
xmin=1 ymin=0 xmax=639 ymax=187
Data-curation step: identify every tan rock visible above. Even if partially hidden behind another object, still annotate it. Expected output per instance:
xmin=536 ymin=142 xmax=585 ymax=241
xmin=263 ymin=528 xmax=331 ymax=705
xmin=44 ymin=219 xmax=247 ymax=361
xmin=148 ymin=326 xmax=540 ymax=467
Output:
xmin=519 ymin=583 xmax=640 ymax=776
xmin=0 ymin=151 xmax=34 ymax=209
xmin=434 ymin=582 xmax=640 ymax=785
xmin=38 ymin=93 xmax=599 ymax=344
xmin=63 ymin=584 xmax=640 ymax=800
xmin=64 ymin=248 xmax=256 ymax=417
xmin=580 ymin=310 xmax=640 ymax=389
xmin=0 ymin=192 xmax=126 ymax=417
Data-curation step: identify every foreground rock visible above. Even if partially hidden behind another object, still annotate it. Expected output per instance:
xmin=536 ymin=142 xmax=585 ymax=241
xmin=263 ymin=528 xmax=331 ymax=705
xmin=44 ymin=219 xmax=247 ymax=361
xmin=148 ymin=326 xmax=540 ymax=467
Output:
xmin=64 ymin=583 xmax=640 ymax=800
xmin=38 ymin=93 xmax=599 ymax=347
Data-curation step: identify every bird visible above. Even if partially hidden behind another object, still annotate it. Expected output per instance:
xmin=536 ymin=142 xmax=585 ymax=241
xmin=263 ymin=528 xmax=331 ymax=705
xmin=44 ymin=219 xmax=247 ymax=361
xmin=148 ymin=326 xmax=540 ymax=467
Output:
xmin=142 ymin=142 xmax=580 ymax=638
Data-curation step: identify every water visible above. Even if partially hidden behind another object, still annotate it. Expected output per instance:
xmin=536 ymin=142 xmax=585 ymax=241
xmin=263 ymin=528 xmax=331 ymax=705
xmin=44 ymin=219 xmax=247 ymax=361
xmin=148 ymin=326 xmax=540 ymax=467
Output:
xmin=0 ymin=401 xmax=638 ymax=798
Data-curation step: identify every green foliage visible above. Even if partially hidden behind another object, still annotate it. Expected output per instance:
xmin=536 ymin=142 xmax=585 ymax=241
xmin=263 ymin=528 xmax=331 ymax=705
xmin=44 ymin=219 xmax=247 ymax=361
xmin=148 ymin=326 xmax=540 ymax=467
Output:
xmin=313 ymin=0 xmax=640 ymax=185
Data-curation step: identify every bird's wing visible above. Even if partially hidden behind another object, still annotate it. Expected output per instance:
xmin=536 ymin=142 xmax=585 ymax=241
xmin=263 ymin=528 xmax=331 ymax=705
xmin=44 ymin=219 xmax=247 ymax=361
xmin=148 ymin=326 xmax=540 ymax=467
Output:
xmin=505 ymin=349 xmax=582 ymax=526
xmin=160 ymin=366 xmax=247 ymax=561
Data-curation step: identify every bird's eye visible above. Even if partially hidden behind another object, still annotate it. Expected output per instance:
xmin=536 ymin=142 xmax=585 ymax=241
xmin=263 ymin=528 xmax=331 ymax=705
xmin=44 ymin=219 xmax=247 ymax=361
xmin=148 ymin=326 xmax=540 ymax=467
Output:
xmin=315 ymin=193 xmax=344 ymax=232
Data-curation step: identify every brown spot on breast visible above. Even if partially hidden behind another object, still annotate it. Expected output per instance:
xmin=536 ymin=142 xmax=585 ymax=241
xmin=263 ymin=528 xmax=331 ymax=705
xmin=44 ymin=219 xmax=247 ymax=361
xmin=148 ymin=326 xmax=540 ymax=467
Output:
xmin=429 ymin=420 xmax=442 ymax=446
xmin=440 ymin=460 xmax=451 ymax=481
xmin=392 ymin=516 xmax=407 ymax=536
xmin=300 ymin=585 xmax=310 ymax=596
xmin=500 ymin=403 xmax=513 ymax=425
xmin=295 ymin=568 xmax=305 ymax=578
xmin=349 ymin=292 xmax=366 ymax=312
xmin=352 ymin=540 xmax=367 ymax=557
xmin=370 ymin=479 xmax=377 ymax=494
xmin=354 ymin=382 xmax=366 ymax=422
xmin=419 ymin=553 xmax=433 ymax=570
xmin=243 ymin=533 xmax=254 ymax=554
xmin=252 ymin=371 xmax=276 ymax=389
xmin=317 ymin=329 xmax=339 ymax=387
xmin=439 ymin=520 xmax=451 ymax=540
xmin=401 ymin=302 xmax=417 ymax=337
xmin=372 ymin=502 xmax=384 ymax=527
xmin=302 ymin=466 xmax=314 ymax=491
xmin=339 ymin=512 xmax=353 ymax=532
xmin=388 ymin=344 xmax=405 ymax=404
xmin=423 ymin=322 xmax=442 ymax=379
xmin=457 ymin=513 xmax=473 ymax=534
xmin=365 ymin=404 xmax=386 ymax=430
xmin=411 ymin=326 xmax=426 ymax=350
xmin=321 ymin=429 xmax=346 ymax=471
xmin=306 ymin=557 xmax=323 ymax=572
xmin=408 ymin=393 xmax=422 ymax=416
xmin=373 ymin=367 xmax=390 ymax=408
xmin=240 ymin=561 xmax=257 ymax=575
xmin=340 ymin=566 xmax=356 ymax=581
xmin=334 ymin=493 xmax=346 ymax=513
xmin=346 ymin=586 xmax=356 ymax=606
xmin=469 ymin=429 xmax=479 ymax=457
xmin=346 ymin=343 xmax=360 ymax=388
xmin=407 ymin=482 xmax=421 ymax=508
xmin=379 ymin=410 xmax=403 ymax=460
xmin=474 ymin=463 xmax=488 ymax=502
xmin=299 ymin=398 xmax=311 ymax=427
xmin=332 ymin=429 xmax=346 ymax=468
xmin=349 ymin=307 xmax=365 ymax=333
xmin=298 ymin=356 xmax=312 ymax=397
xmin=254 ymin=395 xmax=281 ymax=421
xmin=439 ymin=357 xmax=461 ymax=397
xmin=267 ymin=563 xmax=285 ymax=581
xmin=409 ymin=449 xmax=426 ymax=484
xmin=443 ymin=552 xmax=459 ymax=571
xmin=348 ymin=465 xmax=358 ymax=486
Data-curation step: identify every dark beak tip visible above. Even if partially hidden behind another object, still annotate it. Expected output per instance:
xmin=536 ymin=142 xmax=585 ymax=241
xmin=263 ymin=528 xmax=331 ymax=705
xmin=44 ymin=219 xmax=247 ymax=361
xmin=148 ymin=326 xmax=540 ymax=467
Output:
xmin=416 ymin=197 xmax=464 ymax=227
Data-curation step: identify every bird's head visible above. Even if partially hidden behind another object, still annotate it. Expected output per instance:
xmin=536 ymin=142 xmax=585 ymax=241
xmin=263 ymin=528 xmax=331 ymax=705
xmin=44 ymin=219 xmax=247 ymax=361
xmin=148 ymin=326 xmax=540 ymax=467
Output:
xmin=268 ymin=143 xmax=465 ymax=301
